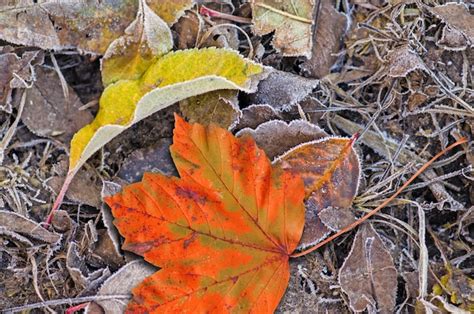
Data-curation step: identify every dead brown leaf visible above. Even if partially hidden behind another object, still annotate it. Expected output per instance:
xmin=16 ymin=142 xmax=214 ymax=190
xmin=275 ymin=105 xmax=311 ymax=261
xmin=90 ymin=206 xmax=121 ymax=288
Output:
xmin=233 ymin=104 xmax=282 ymax=131
xmin=386 ymin=45 xmax=426 ymax=77
xmin=237 ymin=119 xmax=327 ymax=160
xmin=180 ymin=90 xmax=240 ymax=129
xmin=339 ymin=223 xmax=397 ymax=313
xmin=0 ymin=49 xmax=43 ymax=109
xmin=318 ymin=206 xmax=357 ymax=231
xmin=0 ymin=0 xmax=191 ymax=55
xmin=0 ymin=210 xmax=61 ymax=244
xmin=48 ymin=160 xmax=102 ymax=208
xmin=22 ymin=67 xmax=94 ymax=143
xmin=301 ymin=0 xmax=347 ymax=78
xmin=429 ymin=2 xmax=474 ymax=46
xmin=274 ymin=137 xmax=361 ymax=248
xmin=248 ymin=70 xmax=319 ymax=111
xmin=437 ymin=26 xmax=469 ymax=51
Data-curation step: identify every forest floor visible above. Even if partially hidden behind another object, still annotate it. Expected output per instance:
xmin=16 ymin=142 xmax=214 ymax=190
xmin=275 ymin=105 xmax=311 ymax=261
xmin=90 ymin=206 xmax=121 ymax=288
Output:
xmin=0 ymin=1 xmax=472 ymax=313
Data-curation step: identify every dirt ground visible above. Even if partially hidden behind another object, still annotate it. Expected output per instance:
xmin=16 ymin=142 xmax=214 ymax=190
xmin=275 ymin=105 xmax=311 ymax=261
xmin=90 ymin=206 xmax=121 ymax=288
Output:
xmin=0 ymin=0 xmax=473 ymax=313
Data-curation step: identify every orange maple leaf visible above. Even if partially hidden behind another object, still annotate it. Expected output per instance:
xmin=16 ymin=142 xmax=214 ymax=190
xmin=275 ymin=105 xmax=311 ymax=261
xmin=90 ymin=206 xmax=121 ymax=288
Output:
xmin=105 ymin=114 xmax=305 ymax=313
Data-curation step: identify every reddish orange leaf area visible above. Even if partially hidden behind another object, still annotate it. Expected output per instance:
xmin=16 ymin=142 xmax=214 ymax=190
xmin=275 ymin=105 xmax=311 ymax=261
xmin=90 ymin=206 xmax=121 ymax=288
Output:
xmin=104 ymin=115 xmax=305 ymax=313
xmin=274 ymin=137 xmax=360 ymax=247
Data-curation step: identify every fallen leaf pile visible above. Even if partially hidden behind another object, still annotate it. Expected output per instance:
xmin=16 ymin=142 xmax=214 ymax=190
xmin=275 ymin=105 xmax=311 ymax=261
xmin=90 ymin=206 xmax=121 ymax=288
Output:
xmin=0 ymin=1 xmax=471 ymax=313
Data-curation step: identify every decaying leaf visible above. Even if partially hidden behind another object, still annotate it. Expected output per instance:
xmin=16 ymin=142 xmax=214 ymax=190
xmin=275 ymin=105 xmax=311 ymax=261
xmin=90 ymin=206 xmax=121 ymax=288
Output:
xmin=233 ymin=104 xmax=282 ymax=131
xmin=0 ymin=0 xmax=192 ymax=54
xmin=173 ymin=11 xmax=202 ymax=49
xmin=105 ymin=115 xmax=305 ymax=312
xmin=48 ymin=160 xmax=102 ymax=208
xmin=338 ymin=224 xmax=397 ymax=313
xmin=250 ymin=0 xmax=316 ymax=57
xmin=318 ymin=206 xmax=357 ymax=232
xmin=101 ymin=0 xmax=173 ymax=86
xmin=429 ymin=2 xmax=474 ymax=46
xmin=436 ymin=26 xmax=469 ymax=51
xmin=248 ymin=70 xmax=319 ymax=111
xmin=386 ymin=45 xmax=426 ymax=77
xmin=274 ymin=136 xmax=360 ymax=248
xmin=65 ymin=48 xmax=268 ymax=195
xmin=179 ymin=90 xmax=240 ymax=129
xmin=86 ymin=260 xmax=157 ymax=314
xmin=100 ymin=181 xmax=127 ymax=267
xmin=23 ymin=67 xmax=93 ymax=143
xmin=0 ymin=210 xmax=61 ymax=244
xmin=0 ymin=1 xmax=138 ymax=53
xmin=237 ymin=119 xmax=327 ymax=160
xmin=0 ymin=49 xmax=43 ymax=108
xmin=66 ymin=242 xmax=111 ymax=292
xmin=301 ymin=0 xmax=347 ymax=78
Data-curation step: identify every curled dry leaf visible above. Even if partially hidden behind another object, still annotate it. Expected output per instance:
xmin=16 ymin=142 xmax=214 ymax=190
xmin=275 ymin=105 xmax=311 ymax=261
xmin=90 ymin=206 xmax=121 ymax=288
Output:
xmin=0 ymin=50 xmax=43 ymax=108
xmin=301 ymin=0 xmax=347 ymax=78
xmin=274 ymin=136 xmax=360 ymax=248
xmin=386 ymin=45 xmax=426 ymax=77
xmin=428 ymin=2 xmax=474 ymax=46
xmin=105 ymin=115 xmax=305 ymax=312
xmin=0 ymin=210 xmax=60 ymax=244
xmin=86 ymin=260 xmax=157 ymax=314
xmin=248 ymin=70 xmax=319 ymax=111
xmin=250 ymin=0 xmax=316 ymax=57
xmin=100 ymin=181 xmax=127 ymax=266
xmin=237 ymin=119 xmax=327 ymax=160
xmin=66 ymin=242 xmax=111 ymax=292
xmin=233 ymin=104 xmax=282 ymax=131
xmin=101 ymin=0 xmax=173 ymax=86
xmin=338 ymin=223 xmax=397 ymax=313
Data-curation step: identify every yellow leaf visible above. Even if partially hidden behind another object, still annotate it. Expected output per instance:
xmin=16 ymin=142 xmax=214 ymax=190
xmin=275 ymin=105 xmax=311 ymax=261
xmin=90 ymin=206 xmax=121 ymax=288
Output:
xmin=70 ymin=48 xmax=267 ymax=173
xmin=101 ymin=0 xmax=173 ymax=86
xmin=147 ymin=0 xmax=194 ymax=25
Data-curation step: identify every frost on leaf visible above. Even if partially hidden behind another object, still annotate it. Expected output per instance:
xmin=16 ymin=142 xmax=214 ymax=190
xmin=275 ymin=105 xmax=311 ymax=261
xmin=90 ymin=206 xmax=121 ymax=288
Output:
xmin=338 ymin=224 xmax=397 ymax=313
xmin=429 ymin=2 xmax=474 ymax=46
xmin=179 ymin=90 xmax=240 ymax=129
xmin=274 ymin=137 xmax=360 ymax=248
xmin=386 ymin=45 xmax=426 ymax=78
xmin=104 ymin=115 xmax=305 ymax=312
xmin=68 ymin=48 xmax=267 ymax=175
xmin=237 ymin=119 xmax=327 ymax=160
xmin=0 ymin=0 xmax=192 ymax=54
xmin=250 ymin=0 xmax=316 ymax=57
